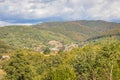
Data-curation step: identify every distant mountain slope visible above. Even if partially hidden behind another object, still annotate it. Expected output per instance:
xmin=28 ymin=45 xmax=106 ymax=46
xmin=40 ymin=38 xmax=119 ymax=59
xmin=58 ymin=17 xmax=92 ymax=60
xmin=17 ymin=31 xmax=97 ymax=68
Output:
xmin=0 ymin=26 xmax=73 ymax=48
xmin=35 ymin=21 xmax=98 ymax=41
xmin=78 ymin=20 xmax=120 ymax=31
xmin=0 ymin=20 xmax=120 ymax=48
xmin=103 ymin=26 xmax=120 ymax=35
xmin=35 ymin=20 xmax=120 ymax=41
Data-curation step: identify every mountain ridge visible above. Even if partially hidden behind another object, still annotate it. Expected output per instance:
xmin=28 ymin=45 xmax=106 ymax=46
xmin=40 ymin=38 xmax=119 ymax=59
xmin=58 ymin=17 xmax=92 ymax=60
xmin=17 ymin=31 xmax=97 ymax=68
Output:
xmin=0 ymin=20 xmax=120 ymax=48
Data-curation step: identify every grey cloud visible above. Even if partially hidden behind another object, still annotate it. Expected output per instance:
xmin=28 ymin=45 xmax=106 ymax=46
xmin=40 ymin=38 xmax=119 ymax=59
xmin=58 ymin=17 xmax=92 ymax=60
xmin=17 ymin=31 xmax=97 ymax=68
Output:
xmin=0 ymin=0 xmax=120 ymax=22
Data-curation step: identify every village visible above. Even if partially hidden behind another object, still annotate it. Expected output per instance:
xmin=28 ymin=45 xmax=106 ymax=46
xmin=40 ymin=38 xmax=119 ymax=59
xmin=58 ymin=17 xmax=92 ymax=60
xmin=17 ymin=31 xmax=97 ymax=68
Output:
xmin=0 ymin=40 xmax=79 ymax=60
xmin=34 ymin=40 xmax=79 ymax=56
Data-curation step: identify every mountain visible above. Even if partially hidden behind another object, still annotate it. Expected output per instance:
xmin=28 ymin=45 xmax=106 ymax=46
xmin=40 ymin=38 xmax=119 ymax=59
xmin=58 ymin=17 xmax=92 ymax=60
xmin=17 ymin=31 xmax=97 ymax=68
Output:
xmin=0 ymin=20 xmax=120 ymax=49
xmin=0 ymin=26 xmax=73 ymax=49
xmin=35 ymin=20 xmax=120 ymax=41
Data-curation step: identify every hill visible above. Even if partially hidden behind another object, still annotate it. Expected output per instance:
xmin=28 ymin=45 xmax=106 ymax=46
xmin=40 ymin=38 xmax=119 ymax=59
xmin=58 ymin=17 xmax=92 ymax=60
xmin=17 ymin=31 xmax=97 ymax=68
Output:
xmin=1 ymin=36 xmax=120 ymax=80
xmin=0 ymin=20 xmax=120 ymax=49
xmin=35 ymin=20 xmax=120 ymax=41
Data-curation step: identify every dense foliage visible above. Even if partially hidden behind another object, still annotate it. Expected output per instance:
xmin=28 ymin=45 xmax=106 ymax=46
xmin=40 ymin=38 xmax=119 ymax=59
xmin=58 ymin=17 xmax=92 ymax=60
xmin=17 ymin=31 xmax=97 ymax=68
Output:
xmin=0 ymin=20 xmax=120 ymax=49
xmin=1 ymin=38 xmax=120 ymax=80
xmin=0 ymin=40 xmax=11 ymax=53
xmin=0 ymin=20 xmax=120 ymax=80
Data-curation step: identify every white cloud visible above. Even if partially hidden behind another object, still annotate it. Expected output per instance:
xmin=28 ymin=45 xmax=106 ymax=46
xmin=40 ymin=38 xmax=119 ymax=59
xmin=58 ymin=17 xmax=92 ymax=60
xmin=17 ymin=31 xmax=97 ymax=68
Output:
xmin=0 ymin=21 xmax=33 ymax=27
xmin=87 ymin=0 xmax=120 ymax=20
xmin=0 ymin=0 xmax=120 ymax=23
xmin=0 ymin=21 xmax=11 ymax=27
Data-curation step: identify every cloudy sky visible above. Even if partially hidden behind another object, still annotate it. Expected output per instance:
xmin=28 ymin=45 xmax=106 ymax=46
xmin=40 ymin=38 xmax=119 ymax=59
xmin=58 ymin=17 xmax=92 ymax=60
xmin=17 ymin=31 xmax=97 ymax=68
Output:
xmin=0 ymin=0 xmax=120 ymax=26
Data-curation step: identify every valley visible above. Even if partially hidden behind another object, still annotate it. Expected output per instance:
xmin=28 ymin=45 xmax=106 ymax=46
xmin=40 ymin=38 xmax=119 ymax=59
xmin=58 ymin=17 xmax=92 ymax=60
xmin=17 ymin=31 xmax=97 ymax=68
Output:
xmin=0 ymin=20 xmax=120 ymax=80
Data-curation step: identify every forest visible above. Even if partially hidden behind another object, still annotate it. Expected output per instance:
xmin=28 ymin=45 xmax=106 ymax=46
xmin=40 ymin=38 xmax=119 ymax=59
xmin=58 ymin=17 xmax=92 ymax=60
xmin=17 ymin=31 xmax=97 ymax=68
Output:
xmin=0 ymin=36 xmax=120 ymax=80
xmin=0 ymin=20 xmax=120 ymax=80
xmin=0 ymin=0 xmax=120 ymax=79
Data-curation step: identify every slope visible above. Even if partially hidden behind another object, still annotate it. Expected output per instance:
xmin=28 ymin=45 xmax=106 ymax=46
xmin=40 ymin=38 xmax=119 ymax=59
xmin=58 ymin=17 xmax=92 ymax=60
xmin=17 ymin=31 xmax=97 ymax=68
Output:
xmin=0 ymin=20 xmax=120 ymax=49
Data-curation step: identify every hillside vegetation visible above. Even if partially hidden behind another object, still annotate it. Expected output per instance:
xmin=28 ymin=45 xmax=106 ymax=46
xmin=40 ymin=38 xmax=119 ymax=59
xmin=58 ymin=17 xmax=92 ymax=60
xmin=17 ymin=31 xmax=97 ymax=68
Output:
xmin=1 ymin=37 xmax=120 ymax=80
xmin=0 ymin=20 xmax=120 ymax=80
xmin=0 ymin=20 xmax=120 ymax=49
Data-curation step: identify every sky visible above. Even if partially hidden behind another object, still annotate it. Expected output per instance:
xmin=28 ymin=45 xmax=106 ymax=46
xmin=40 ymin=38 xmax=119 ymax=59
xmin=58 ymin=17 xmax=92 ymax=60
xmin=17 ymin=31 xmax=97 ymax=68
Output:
xmin=0 ymin=0 xmax=120 ymax=26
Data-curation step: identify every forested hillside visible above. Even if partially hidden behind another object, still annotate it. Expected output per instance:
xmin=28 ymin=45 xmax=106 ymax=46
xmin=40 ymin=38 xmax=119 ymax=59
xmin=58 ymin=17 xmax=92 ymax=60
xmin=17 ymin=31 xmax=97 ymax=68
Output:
xmin=0 ymin=20 xmax=120 ymax=49
xmin=0 ymin=26 xmax=73 ymax=49
xmin=0 ymin=37 xmax=120 ymax=80
xmin=0 ymin=20 xmax=120 ymax=80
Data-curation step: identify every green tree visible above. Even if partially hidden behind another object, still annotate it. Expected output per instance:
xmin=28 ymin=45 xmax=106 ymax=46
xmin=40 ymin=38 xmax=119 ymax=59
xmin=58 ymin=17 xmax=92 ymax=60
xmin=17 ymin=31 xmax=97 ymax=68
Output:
xmin=43 ymin=47 xmax=51 ymax=54
xmin=43 ymin=64 xmax=76 ymax=80
xmin=3 ymin=52 xmax=35 ymax=80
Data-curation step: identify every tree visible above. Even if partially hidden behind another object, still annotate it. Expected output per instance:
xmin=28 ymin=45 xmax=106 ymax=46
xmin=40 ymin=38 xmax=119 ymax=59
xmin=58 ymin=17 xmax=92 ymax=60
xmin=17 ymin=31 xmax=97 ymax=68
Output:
xmin=43 ymin=47 xmax=51 ymax=54
xmin=43 ymin=64 xmax=76 ymax=80
xmin=3 ymin=52 xmax=35 ymax=80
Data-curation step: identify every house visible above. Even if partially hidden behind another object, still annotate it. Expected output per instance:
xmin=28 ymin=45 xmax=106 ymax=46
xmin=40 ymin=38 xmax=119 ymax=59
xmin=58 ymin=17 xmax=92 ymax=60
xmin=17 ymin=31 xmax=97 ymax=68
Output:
xmin=50 ymin=47 xmax=59 ymax=54
xmin=1 ymin=55 xmax=10 ymax=60
xmin=48 ymin=40 xmax=63 ymax=48
xmin=65 ymin=43 xmax=78 ymax=51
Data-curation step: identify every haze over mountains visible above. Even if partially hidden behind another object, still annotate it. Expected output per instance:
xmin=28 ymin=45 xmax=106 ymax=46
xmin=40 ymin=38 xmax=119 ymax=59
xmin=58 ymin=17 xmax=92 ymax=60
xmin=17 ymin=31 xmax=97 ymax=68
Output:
xmin=0 ymin=20 xmax=120 ymax=49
